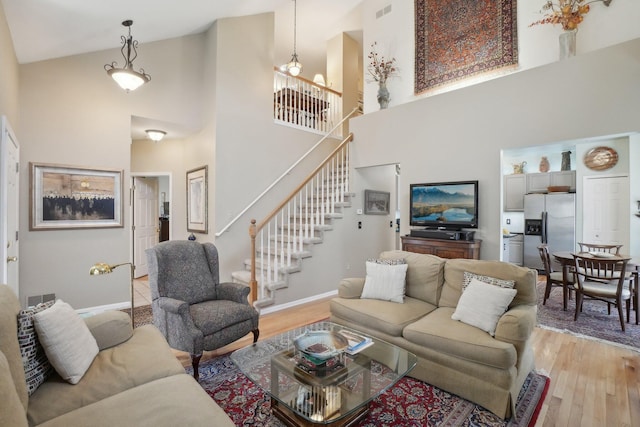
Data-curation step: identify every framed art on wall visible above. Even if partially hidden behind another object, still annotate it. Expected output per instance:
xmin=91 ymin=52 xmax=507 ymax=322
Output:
xmin=30 ymin=163 xmax=123 ymax=230
xmin=364 ymin=190 xmax=390 ymax=215
xmin=187 ymin=165 xmax=208 ymax=233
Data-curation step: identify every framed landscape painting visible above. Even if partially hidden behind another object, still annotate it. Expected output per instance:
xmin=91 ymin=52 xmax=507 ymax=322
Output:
xmin=364 ymin=190 xmax=390 ymax=215
xmin=30 ymin=163 xmax=123 ymax=230
xmin=187 ymin=165 xmax=208 ymax=233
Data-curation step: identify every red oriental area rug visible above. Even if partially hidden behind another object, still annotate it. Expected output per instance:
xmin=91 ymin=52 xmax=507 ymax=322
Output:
xmin=415 ymin=0 xmax=518 ymax=93
xmin=190 ymin=354 xmax=549 ymax=427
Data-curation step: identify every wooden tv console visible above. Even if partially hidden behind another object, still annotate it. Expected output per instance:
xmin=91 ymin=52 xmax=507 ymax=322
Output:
xmin=401 ymin=235 xmax=481 ymax=260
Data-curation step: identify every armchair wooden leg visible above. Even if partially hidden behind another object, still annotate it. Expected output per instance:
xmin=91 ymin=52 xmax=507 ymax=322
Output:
xmin=252 ymin=329 xmax=260 ymax=343
xmin=191 ymin=354 xmax=202 ymax=381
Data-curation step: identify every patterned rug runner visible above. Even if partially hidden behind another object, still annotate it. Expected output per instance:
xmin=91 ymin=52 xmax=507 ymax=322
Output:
xmin=536 ymin=281 xmax=640 ymax=351
xmin=188 ymin=354 xmax=548 ymax=427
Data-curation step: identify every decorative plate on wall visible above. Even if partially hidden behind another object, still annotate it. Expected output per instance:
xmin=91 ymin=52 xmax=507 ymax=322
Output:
xmin=583 ymin=146 xmax=619 ymax=171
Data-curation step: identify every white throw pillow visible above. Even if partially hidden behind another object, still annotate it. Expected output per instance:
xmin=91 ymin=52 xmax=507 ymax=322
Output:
xmin=451 ymin=278 xmax=517 ymax=336
xmin=360 ymin=260 xmax=408 ymax=303
xmin=33 ymin=300 xmax=99 ymax=384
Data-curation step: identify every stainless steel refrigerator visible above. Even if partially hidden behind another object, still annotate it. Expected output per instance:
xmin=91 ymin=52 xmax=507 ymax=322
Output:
xmin=523 ymin=193 xmax=576 ymax=270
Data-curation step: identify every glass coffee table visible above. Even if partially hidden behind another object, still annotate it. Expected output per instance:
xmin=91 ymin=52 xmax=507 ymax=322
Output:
xmin=230 ymin=321 xmax=417 ymax=426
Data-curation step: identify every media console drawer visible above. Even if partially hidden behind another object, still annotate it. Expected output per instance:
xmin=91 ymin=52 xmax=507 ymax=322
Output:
xmin=401 ymin=236 xmax=481 ymax=260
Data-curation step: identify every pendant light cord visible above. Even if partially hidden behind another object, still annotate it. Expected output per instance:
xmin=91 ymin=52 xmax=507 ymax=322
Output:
xmin=293 ymin=0 xmax=297 ymax=55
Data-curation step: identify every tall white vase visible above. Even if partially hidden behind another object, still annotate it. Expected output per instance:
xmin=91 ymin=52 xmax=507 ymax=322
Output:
xmin=559 ymin=30 xmax=577 ymax=60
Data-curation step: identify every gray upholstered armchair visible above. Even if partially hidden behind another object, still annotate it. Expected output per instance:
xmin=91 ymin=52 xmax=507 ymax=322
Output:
xmin=146 ymin=240 xmax=259 ymax=380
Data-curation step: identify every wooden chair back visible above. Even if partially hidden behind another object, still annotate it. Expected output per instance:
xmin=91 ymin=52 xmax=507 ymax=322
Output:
xmin=537 ymin=244 xmax=555 ymax=278
xmin=577 ymin=242 xmax=622 ymax=255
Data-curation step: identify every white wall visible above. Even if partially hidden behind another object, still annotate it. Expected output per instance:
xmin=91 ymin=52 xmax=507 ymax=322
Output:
xmin=361 ymin=0 xmax=640 ymax=113
xmin=348 ymin=38 xmax=640 ymax=263
xmin=0 ymin=5 xmax=19 ymax=127
xmin=17 ymin=34 xmax=206 ymax=309
xmin=204 ymin=14 xmax=344 ymax=282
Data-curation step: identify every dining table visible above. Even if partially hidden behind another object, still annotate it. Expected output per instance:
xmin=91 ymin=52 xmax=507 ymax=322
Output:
xmin=552 ymin=251 xmax=639 ymax=324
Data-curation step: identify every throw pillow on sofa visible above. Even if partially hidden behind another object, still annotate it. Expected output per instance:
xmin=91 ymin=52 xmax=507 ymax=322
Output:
xmin=17 ymin=300 xmax=55 ymax=395
xmin=361 ymin=258 xmax=408 ymax=303
xmin=451 ymin=277 xmax=517 ymax=336
xmin=33 ymin=299 xmax=99 ymax=384
xmin=462 ymin=271 xmax=515 ymax=291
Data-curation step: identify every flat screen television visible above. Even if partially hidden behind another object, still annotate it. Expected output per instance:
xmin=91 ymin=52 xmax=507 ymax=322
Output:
xmin=410 ymin=180 xmax=478 ymax=230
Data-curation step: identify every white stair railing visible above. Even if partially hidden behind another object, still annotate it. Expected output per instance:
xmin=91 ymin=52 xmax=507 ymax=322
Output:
xmin=249 ymin=133 xmax=353 ymax=304
xmin=273 ymin=67 xmax=343 ymax=138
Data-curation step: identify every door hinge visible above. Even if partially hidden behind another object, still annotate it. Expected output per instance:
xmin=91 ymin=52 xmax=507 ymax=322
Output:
xmin=15 ymin=231 xmax=18 ymax=241
xmin=132 ymin=225 xmax=135 ymax=231
xmin=15 ymin=162 xmax=19 ymax=173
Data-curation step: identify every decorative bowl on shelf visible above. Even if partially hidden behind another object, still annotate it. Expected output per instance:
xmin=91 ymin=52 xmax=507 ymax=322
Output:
xmin=293 ymin=330 xmax=348 ymax=360
xmin=547 ymin=185 xmax=570 ymax=193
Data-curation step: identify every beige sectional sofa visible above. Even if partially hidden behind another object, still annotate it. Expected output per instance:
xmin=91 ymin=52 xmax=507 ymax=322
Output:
xmin=330 ymin=251 xmax=538 ymax=419
xmin=0 ymin=285 xmax=233 ymax=426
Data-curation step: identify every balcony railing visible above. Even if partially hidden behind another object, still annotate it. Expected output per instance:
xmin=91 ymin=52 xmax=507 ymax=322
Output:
xmin=273 ymin=67 xmax=342 ymax=138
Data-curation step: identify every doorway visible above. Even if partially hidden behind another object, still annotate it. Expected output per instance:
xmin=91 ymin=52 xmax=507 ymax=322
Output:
xmin=582 ymin=174 xmax=630 ymax=250
xmin=131 ymin=173 xmax=171 ymax=278
xmin=1 ymin=117 xmax=19 ymax=297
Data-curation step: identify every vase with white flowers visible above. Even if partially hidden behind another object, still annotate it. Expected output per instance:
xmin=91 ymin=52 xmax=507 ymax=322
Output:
xmin=367 ymin=42 xmax=397 ymax=109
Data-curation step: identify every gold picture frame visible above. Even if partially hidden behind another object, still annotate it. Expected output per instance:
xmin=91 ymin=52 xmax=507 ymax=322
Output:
xmin=30 ymin=162 xmax=123 ymax=230
xmin=186 ymin=165 xmax=208 ymax=233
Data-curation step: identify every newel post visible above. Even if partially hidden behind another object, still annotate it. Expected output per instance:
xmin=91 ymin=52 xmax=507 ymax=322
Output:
xmin=249 ymin=219 xmax=257 ymax=304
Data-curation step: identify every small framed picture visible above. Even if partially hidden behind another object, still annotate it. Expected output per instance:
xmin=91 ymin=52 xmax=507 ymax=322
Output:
xmin=30 ymin=163 xmax=123 ymax=230
xmin=186 ymin=166 xmax=208 ymax=233
xmin=364 ymin=190 xmax=390 ymax=215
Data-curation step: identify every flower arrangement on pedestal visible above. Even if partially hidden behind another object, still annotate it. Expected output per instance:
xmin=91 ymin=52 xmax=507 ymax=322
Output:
xmin=530 ymin=0 xmax=612 ymax=31
xmin=367 ymin=42 xmax=397 ymax=109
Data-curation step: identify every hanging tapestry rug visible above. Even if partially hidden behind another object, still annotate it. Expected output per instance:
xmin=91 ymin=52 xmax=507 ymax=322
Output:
xmin=415 ymin=0 xmax=518 ymax=93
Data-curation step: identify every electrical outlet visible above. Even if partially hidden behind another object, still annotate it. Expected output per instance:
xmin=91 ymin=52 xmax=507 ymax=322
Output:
xmin=358 ymin=221 xmax=362 ymax=229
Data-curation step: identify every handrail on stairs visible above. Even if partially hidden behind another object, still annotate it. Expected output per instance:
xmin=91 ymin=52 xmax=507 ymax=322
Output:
xmin=215 ymin=107 xmax=358 ymax=237
xmin=248 ymin=131 xmax=354 ymax=303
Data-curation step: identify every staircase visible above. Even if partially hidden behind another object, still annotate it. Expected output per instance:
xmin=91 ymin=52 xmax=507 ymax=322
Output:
xmin=231 ymin=134 xmax=354 ymax=308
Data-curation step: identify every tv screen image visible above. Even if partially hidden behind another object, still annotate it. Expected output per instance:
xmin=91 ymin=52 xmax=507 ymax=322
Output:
xmin=410 ymin=181 xmax=478 ymax=229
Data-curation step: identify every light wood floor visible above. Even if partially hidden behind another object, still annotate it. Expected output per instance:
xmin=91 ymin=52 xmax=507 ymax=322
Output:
xmin=168 ymin=297 xmax=640 ymax=427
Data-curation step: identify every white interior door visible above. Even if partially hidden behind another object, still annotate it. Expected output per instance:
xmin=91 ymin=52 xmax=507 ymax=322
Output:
xmin=133 ymin=177 xmax=158 ymax=278
xmin=582 ymin=175 xmax=629 ymax=250
xmin=1 ymin=117 xmax=20 ymax=297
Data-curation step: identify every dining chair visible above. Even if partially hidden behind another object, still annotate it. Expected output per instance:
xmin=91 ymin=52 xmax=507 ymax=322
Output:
xmin=538 ymin=244 xmax=573 ymax=310
xmin=572 ymin=254 xmax=631 ymax=331
xmin=577 ymin=242 xmax=623 ymax=255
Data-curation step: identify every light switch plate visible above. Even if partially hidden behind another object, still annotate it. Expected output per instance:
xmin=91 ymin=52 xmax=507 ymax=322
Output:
xmin=356 ymin=209 xmax=363 ymax=215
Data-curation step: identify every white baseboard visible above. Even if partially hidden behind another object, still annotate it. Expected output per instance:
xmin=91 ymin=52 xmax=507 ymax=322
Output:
xmin=76 ymin=301 xmax=130 ymax=316
xmin=258 ymin=290 xmax=337 ymax=316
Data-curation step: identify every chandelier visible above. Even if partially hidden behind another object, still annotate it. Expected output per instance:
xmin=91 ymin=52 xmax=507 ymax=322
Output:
xmin=104 ymin=20 xmax=150 ymax=92
xmin=286 ymin=0 xmax=302 ymax=76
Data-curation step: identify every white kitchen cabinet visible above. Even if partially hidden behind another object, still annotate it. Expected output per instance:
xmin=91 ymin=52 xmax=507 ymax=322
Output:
xmin=550 ymin=170 xmax=576 ymax=190
xmin=502 ymin=238 xmax=510 ymax=262
xmin=525 ymin=173 xmax=551 ymax=194
xmin=508 ymin=234 xmax=524 ymax=266
xmin=526 ymin=170 xmax=576 ymax=194
xmin=504 ymin=174 xmax=526 ymax=211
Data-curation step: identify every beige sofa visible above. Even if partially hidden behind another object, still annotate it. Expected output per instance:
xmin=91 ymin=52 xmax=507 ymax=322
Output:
xmin=330 ymin=251 xmax=538 ymax=419
xmin=0 ymin=285 xmax=234 ymax=426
